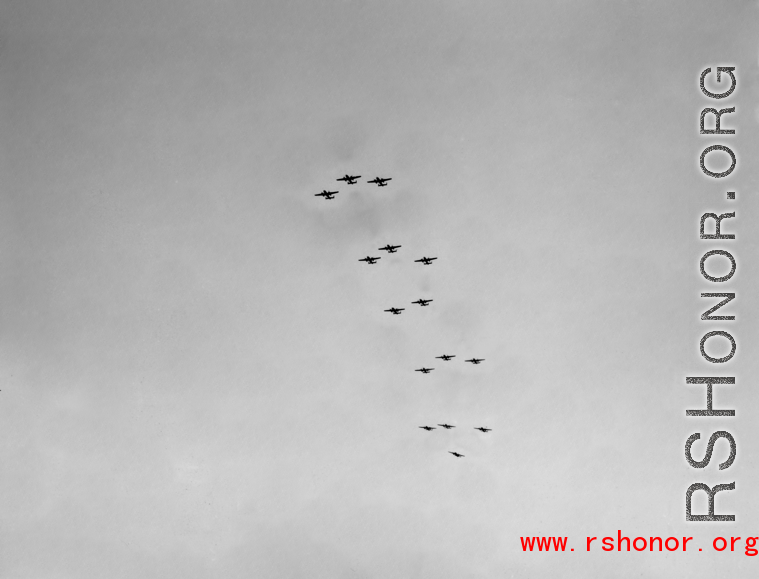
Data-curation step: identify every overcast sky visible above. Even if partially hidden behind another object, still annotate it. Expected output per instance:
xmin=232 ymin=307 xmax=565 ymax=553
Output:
xmin=2 ymin=1 xmax=759 ymax=577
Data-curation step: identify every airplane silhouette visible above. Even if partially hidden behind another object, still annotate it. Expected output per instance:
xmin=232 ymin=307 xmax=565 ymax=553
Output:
xmin=438 ymin=423 xmax=455 ymax=429
xmin=474 ymin=427 xmax=492 ymax=433
xmin=367 ymin=177 xmax=392 ymax=186
xmin=449 ymin=451 xmax=464 ymax=458
xmin=384 ymin=307 xmax=405 ymax=315
xmin=359 ymin=256 xmax=380 ymax=264
xmin=315 ymin=190 xmax=338 ymax=199
xmin=412 ymin=298 xmax=433 ymax=307
xmin=337 ymin=174 xmax=361 ymax=184
xmin=378 ymin=244 xmax=401 ymax=253
xmin=419 ymin=426 xmax=436 ymax=431
xmin=436 ymin=354 xmax=455 ymax=361
xmin=415 ymin=257 xmax=437 ymax=265
xmin=465 ymin=358 xmax=484 ymax=364
xmin=416 ymin=367 xmax=434 ymax=374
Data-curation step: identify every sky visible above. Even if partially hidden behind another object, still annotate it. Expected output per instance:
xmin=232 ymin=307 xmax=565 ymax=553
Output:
xmin=1 ymin=0 xmax=759 ymax=577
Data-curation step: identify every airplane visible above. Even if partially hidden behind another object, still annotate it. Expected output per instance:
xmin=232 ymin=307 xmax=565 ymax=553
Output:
xmin=465 ymin=358 xmax=485 ymax=364
xmin=416 ymin=367 xmax=434 ymax=374
xmin=384 ymin=307 xmax=405 ymax=315
xmin=359 ymin=256 xmax=381 ymax=264
xmin=315 ymin=190 xmax=338 ymax=199
xmin=438 ymin=423 xmax=455 ymax=429
xmin=412 ymin=299 xmax=433 ymax=307
xmin=436 ymin=354 xmax=455 ymax=361
xmin=419 ymin=426 xmax=436 ymax=431
xmin=449 ymin=451 xmax=465 ymax=458
xmin=378 ymin=244 xmax=401 ymax=253
xmin=367 ymin=177 xmax=392 ymax=187
xmin=415 ymin=257 xmax=437 ymax=265
xmin=475 ymin=427 xmax=492 ymax=433
xmin=337 ymin=174 xmax=361 ymax=184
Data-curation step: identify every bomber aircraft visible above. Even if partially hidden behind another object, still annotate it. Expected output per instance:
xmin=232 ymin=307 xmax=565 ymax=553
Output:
xmin=384 ymin=307 xmax=405 ymax=315
xmin=359 ymin=256 xmax=381 ymax=264
xmin=436 ymin=354 xmax=455 ymax=361
xmin=438 ymin=423 xmax=455 ymax=429
xmin=367 ymin=177 xmax=392 ymax=187
xmin=419 ymin=426 xmax=436 ymax=431
xmin=475 ymin=427 xmax=492 ymax=433
xmin=412 ymin=299 xmax=433 ymax=307
xmin=449 ymin=451 xmax=465 ymax=458
xmin=315 ymin=190 xmax=338 ymax=199
xmin=337 ymin=174 xmax=361 ymax=184
xmin=465 ymin=358 xmax=485 ymax=365
xmin=415 ymin=257 xmax=437 ymax=265
xmin=379 ymin=244 xmax=401 ymax=253
xmin=416 ymin=367 xmax=434 ymax=374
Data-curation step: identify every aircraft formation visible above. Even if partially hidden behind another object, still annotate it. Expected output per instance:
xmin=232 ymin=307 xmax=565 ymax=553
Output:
xmin=314 ymin=172 xmax=491 ymax=458
xmin=414 ymin=422 xmax=493 ymax=455
xmin=317 ymin=175 xmax=392 ymax=198
xmin=413 ymin=353 xmax=485 ymax=372
xmin=417 ymin=425 xmax=491 ymax=433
